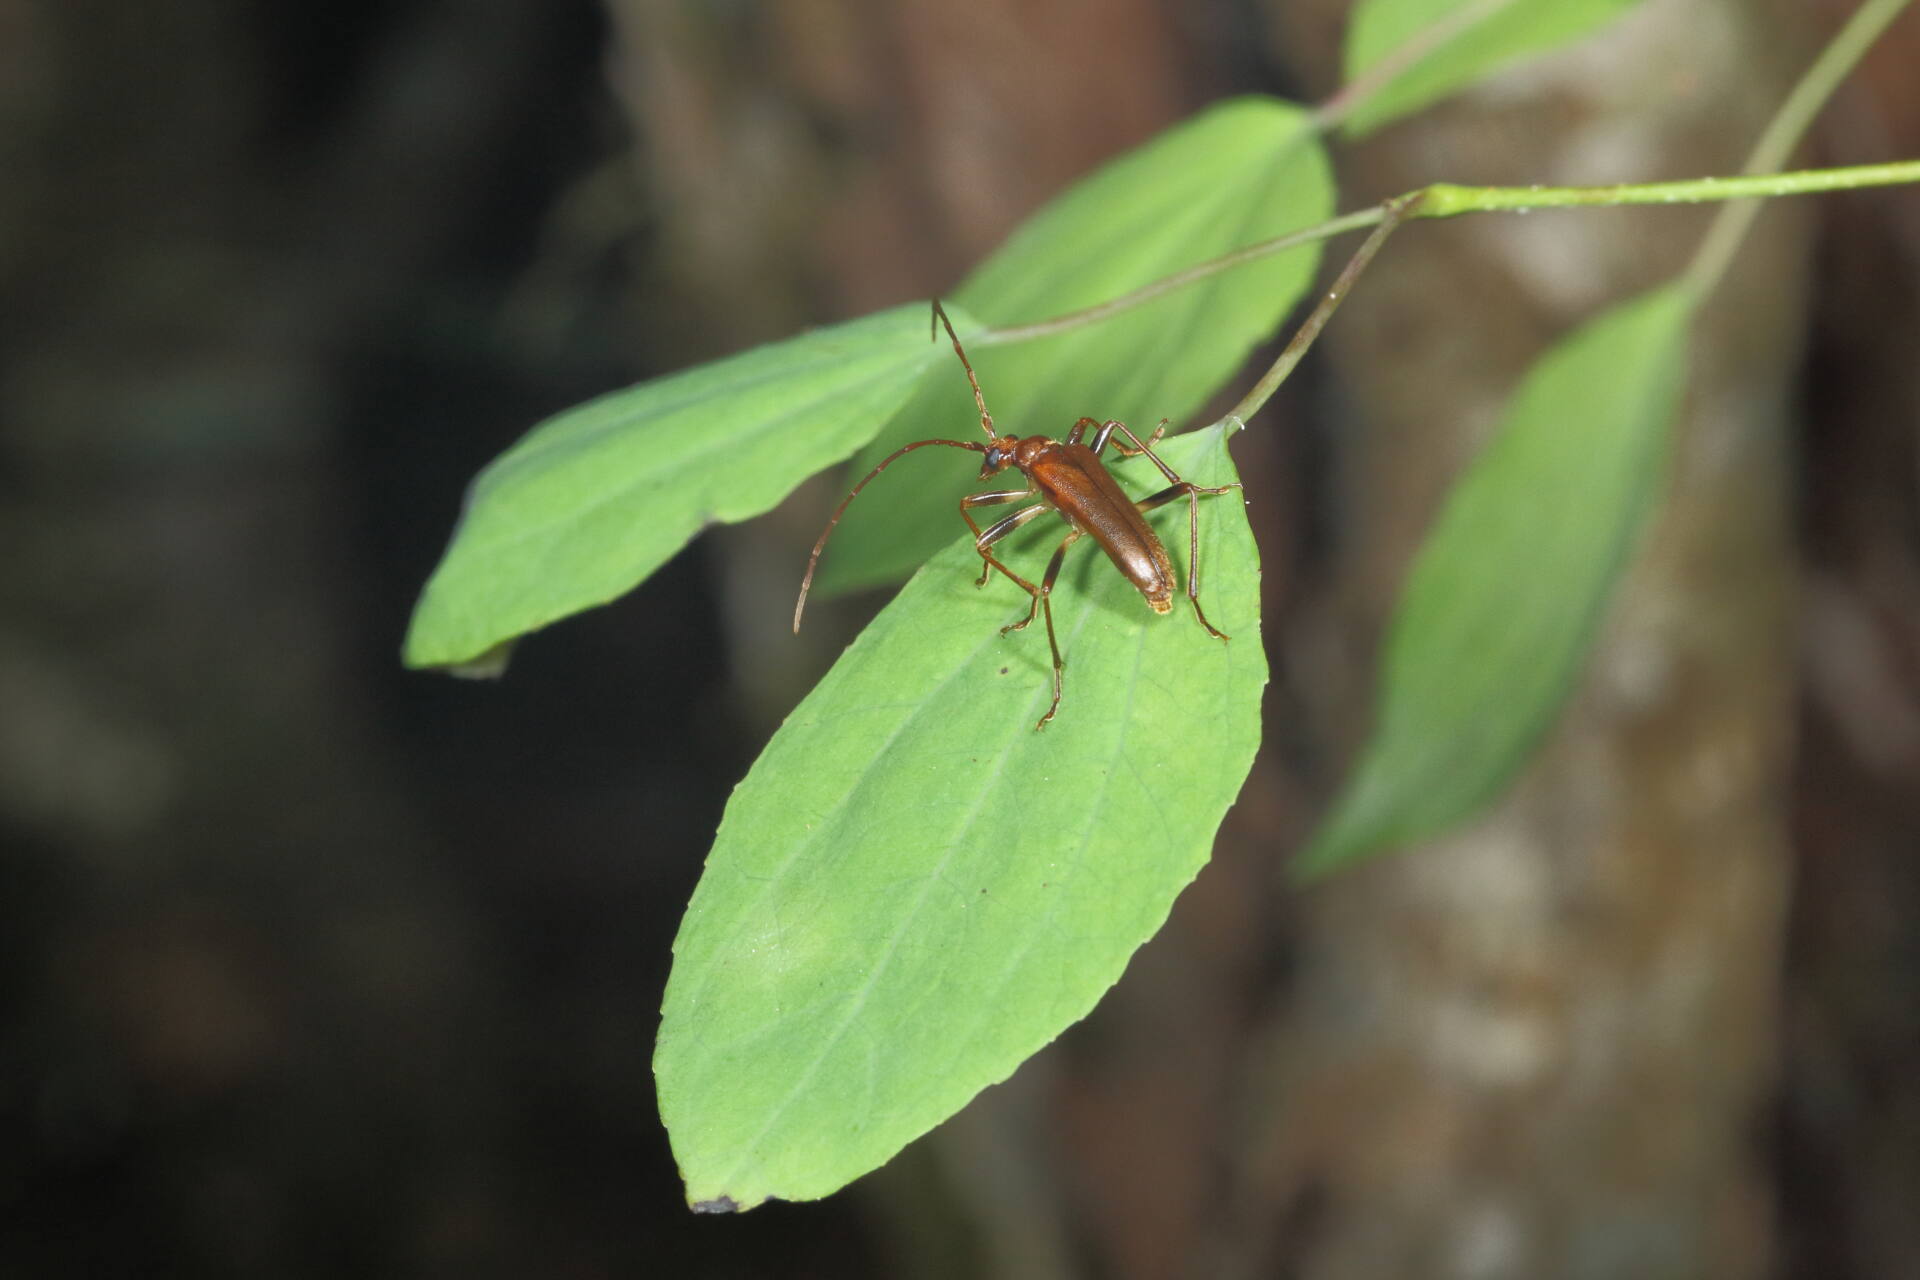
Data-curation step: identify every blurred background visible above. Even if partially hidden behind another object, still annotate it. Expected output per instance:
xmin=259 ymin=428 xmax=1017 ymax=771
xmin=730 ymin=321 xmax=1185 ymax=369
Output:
xmin=3 ymin=0 xmax=1918 ymax=1276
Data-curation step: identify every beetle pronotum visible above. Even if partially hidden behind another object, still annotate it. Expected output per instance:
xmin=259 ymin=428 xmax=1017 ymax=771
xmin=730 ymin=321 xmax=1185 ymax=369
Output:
xmin=794 ymin=302 xmax=1240 ymax=729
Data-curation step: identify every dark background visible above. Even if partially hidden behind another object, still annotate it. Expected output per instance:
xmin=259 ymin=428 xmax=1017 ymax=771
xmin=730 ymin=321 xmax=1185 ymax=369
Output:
xmin=4 ymin=1 xmax=1918 ymax=1276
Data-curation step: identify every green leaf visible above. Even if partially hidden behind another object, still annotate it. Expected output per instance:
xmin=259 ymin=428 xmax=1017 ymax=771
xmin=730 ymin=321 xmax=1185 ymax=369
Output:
xmin=814 ymin=96 xmax=1332 ymax=593
xmin=1341 ymin=0 xmax=1645 ymax=138
xmin=403 ymin=302 xmax=982 ymax=669
xmin=656 ymin=426 xmax=1263 ymax=1210
xmin=1297 ymin=285 xmax=1691 ymax=876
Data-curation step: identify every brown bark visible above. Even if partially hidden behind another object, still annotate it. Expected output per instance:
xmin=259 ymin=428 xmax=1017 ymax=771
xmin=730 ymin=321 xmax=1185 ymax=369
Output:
xmin=1234 ymin=2 xmax=1809 ymax=1275
xmin=1779 ymin=8 xmax=1920 ymax=1274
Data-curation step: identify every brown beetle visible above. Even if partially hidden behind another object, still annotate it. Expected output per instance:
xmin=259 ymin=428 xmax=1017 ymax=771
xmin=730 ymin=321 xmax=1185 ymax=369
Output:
xmin=794 ymin=302 xmax=1239 ymax=728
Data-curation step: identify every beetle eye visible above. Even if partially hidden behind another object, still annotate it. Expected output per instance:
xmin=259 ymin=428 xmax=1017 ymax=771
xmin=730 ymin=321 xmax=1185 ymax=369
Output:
xmin=983 ymin=447 xmax=1003 ymax=470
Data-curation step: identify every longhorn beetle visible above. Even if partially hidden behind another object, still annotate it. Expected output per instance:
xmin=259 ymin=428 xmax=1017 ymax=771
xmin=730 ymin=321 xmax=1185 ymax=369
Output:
xmin=793 ymin=301 xmax=1240 ymax=729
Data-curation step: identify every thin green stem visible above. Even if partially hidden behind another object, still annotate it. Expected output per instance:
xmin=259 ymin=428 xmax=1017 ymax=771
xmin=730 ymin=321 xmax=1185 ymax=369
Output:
xmin=1221 ymin=194 xmax=1426 ymax=429
xmin=1684 ymin=0 xmax=1914 ymax=298
xmin=1414 ymin=160 xmax=1920 ymax=219
xmin=975 ymin=208 xmax=1384 ymax=348
xmin=977 ymin=160 xmax=1919 ymax=353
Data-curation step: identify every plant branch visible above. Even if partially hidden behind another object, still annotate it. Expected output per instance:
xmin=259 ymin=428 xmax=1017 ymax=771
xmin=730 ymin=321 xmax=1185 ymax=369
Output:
xmin=1683 ymin=0 xmax=1914 ymax=298
xmin=1413 ymin=159 xmax=1920 ymax=220
xmin=1218 ymin=193 xmax=1426 ymax=430
xmin=977 ymin=159 xmax=1919 ymax=355
xmin=975 ymin=209 xmax=1385 ymax=347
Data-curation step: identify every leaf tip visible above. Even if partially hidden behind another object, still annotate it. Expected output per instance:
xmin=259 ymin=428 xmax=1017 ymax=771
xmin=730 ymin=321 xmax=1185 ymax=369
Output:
xmin=404 ymin=637 xmax=517 ymax=679
xmin=689 ymin=1194 xmax=748 ymax=1215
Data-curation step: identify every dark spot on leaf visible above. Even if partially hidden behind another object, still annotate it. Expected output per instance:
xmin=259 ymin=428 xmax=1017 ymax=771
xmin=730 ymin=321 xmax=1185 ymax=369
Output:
xmin=691 ymin=1196 xmax=741 ymax=1215
xmin=999 ymin=666 xmax=1009 ymax=675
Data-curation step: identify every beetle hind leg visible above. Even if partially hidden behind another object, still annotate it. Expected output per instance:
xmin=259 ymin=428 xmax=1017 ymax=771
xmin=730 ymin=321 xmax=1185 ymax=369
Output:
xmin=1133 ymin=479 xmax=1242 ymax=641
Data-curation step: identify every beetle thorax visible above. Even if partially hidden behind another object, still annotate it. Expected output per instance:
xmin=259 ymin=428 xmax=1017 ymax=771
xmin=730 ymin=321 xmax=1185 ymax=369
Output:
xmin=979 ymin=435 xmax=1050 ymax=479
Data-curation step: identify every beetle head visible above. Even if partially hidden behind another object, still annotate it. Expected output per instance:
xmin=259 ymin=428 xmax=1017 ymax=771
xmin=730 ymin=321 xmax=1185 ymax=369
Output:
xmin=979 ymin=435 xmax=1022 ymax=479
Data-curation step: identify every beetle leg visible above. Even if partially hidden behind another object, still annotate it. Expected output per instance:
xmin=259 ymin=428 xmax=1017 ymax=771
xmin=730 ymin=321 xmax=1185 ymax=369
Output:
xmin=1064 ymin=416 xmax=1101 ymax=446
xmin=962 ymin=491 xmax=1047 ymax=588
xmin=973 ymin=499 xmax=1052 ymax=553
xmin=1094 ymin=417 xmax=1170 ymax=458
xmin=1093 ymin=420 xmax=1239 ymax=637
xmin=1002 ymin=527 xmax=1080 ymax=635
xmin=1025 ymin=529 xmax=1081 ymax=729
xmin=1133 ymin=479 xmax=1242 ymax=641
xmin=961 ymin=496 xmax=1042 ymax=592
xmin=1096 ymin=419 xmax=1183 ymax=477
xmin=960 ymin=494 xmax=1080 ymax=730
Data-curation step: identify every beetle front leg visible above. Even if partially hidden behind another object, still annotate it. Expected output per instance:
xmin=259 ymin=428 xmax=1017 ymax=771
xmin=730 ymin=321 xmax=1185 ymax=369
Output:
xmin=961 ymin=491 xmax=1047 ymax=592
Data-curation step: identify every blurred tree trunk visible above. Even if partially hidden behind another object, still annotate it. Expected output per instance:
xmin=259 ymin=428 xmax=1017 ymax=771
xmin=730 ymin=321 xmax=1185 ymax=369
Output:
xmin=1233 ymin=1 xmax=1808 ymax=1276
xmin=1780 ymin=8 xmax=1920 ymax=1275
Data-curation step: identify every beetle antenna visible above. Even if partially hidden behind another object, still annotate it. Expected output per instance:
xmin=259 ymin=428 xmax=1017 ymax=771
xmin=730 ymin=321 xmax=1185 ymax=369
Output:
xmin=931 ymin=300 xmax=995 ymax=442
xmin=794 ymin=437 xmax=987 ymax=633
